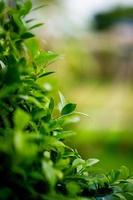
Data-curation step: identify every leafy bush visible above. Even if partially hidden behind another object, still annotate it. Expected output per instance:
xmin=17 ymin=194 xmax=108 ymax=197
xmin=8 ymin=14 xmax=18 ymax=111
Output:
xmin=0 ymin=1 xmax=133 ymax=199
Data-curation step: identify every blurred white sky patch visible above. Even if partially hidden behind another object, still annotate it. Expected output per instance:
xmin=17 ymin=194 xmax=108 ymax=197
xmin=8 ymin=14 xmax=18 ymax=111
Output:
xmin=64 ymin=0 xmax=133 ymax=28
xmin=32 ymin=0 xmax=133 ymax=38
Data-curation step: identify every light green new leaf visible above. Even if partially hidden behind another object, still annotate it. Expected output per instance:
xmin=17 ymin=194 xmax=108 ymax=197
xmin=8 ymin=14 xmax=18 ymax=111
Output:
xmin=58 ymin=91 xmax=66 ymax=112
xmin=66 ymin=182 xmax=81 ymax=196
xmin=25 ymin=38 xmax=40 ymax=58
xmin=35 ymin=51 xmax=58 ymax=66
xmin=72 ymin=158 xmax=85 ymax=168
xmin=0 ymin=60 xmax=6 ymax=72
xmin=120 ymin=166 xmax=129 ymax=179
xmin=86 ymin=158 xmax=99 ymax=167
xmin=14 ymin=109 xmax=30 ymax=130
xmin=37 ymin=71 xmax=54 ymax=79
xmin=42 ymin=160 xmax=56 ymax=188
xmin=0 ymin=2 xmax=4 ymax=13
xmin=55 ymin=131 xmax=76 ymax=140
xmin=59 ymin=91 xmax=66 ymax=107
xmin=14 ymin=131 xmax=38 ymax=158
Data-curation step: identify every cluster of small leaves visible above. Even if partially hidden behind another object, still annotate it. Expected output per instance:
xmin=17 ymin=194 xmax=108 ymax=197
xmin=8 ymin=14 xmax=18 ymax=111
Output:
xmin=0 ymin=1 xmax=133 ymax=200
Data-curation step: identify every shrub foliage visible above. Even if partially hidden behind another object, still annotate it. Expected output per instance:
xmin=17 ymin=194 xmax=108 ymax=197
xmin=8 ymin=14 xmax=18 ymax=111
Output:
xmin=0 ymin=1 xmax=133 ymax=199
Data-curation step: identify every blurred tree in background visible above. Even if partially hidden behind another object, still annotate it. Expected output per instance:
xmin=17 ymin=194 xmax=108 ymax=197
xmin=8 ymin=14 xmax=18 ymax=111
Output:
xmin=93 ymin=6 xmax=133 ymax=31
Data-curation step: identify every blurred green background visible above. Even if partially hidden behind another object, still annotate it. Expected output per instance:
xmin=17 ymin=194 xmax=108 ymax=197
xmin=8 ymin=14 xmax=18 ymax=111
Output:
xmin=31 ymin=0 xmax=133 ymax=172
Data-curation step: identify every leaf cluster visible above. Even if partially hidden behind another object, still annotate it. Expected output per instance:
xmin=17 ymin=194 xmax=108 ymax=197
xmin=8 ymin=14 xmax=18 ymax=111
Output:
xmin=0 ymin=1 xmax=132 ymax=200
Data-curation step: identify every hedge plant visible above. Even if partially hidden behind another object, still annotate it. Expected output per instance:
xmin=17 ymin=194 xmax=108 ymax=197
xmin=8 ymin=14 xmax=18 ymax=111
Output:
xmin=0 ymin=1 xmax=133 ymax=200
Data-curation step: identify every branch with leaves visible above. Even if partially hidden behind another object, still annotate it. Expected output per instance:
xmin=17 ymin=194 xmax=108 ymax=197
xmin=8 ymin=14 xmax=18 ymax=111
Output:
xmin=0 ymin=1 xmax=132 ymax=200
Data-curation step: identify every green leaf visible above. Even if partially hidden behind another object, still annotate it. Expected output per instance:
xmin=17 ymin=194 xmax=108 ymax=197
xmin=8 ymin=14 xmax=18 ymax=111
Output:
xmin=29 ymin=23 xmax=44 ymax=30
xmin=26 ymin=18 xmax=35 ymax=23
xmin=120 ymin=166 xmax=129 ymax=179
xmin=113 ymin=193 xmax=127 ymax=200
xmin=61 ymin=103 xmax=76 ymax=115
xmin=108 ymin=169 xmax=120 ymax=183
xmin=125 ymin=178 xmax=133 ymax=184
xmin=75 ymin=111 xmax=89 ymax=118
xmin=14 ymin=131 xmax=38 ymax=158
xmin=55 ymin=158 xmax=70 ymax=170
xmin=25 ymin=38 xmax=39 ymax=57
xmin=35 ymin=51 xmax=58 ymax=66
xmin=42 ymin=160 xmax=57 ymax=188
xmin=0 ymin=60 xmax=6 ymax=72
xmin=14 ymin=109 xmax=30 ymax=130
xmin=72 ymin=158 xmax=85 ymax=168
xmin=31 ymin=108 xmax=47 ymax=120
xmin=126 ymin=192 xmax=133 ymax=197
xmin=12 ymin=14 xmax=26 ymax=33
xmin=61 ymin=115 xmax=80 ymax=125
xmin=43 ymin=136 xmax=65 ymax=152
xmin=58 ymin=91 xmax=66 ymax=111
xmin=19 ymin=0 xmax=32 ymax=16
xmin=32 ymin=4 xmax=46 ymax=11
xmin=66 ymin=182 xmax=80 ymax=196
xmin=37 ymin=71 xmax=54 ymax=79
xmin=86 ymin=158 xmax=99 ymax=167
xmin=55 ymin=131 xmax=76 ymax=140
xmin=21 ymin=32 xmax=34 ymax=39
xmin=0 ymin=2 xmax=5 ymax=13
xmin=20 ymin=95 xmax=43 ymax=108
xmin=49 ymin=98 xmax=54 ymax=112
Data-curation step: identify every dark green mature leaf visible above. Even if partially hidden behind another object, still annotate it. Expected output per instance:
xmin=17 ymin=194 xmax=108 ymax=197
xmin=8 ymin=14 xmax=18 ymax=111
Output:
xmin=32 ymin=4 xmax=46 ymax=11
xmin=61 ymin=103 xmax=76 ymax=115
xmin=21 ymin=32 xmax=34 ymax=39
xmin=29 ymin=23 xmax=44 ymax=30
xmin=59 ymin=91 xmax=66 ymax=107
xmin=26 ymin=18 xmax=35 ymax=23
xmin=37 ymin=71 xmax=54 ymax=79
